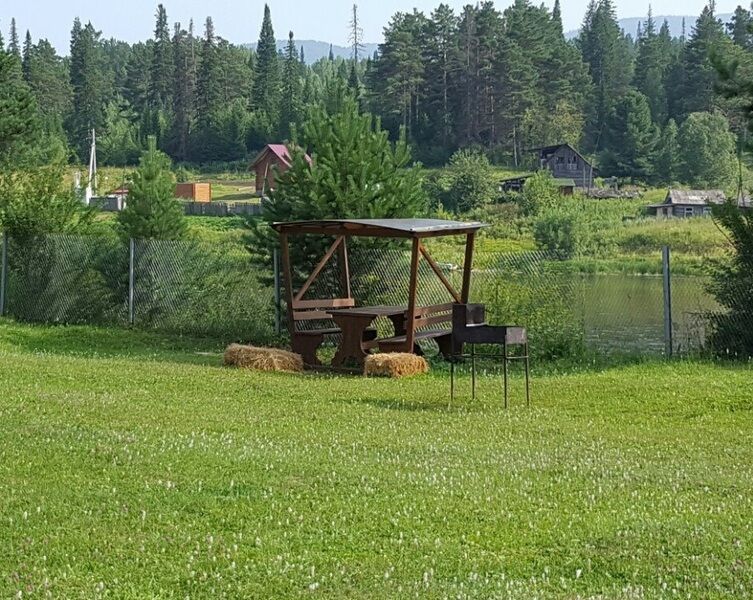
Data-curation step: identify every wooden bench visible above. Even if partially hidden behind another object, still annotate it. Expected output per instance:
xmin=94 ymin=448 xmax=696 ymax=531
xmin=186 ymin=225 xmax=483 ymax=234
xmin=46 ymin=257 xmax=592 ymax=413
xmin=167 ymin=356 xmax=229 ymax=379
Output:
xmin=377 ymin=303 xmax=454 ymax=358
xmin=290 ymin=298 xmax=376 ymax=366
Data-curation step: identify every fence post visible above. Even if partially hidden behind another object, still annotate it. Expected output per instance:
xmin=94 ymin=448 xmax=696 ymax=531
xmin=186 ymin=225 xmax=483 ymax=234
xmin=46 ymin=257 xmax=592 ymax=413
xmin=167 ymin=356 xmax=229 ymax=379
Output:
xmin=662 ymin=245 xmax=673 ymax=357
xmin=0 ymin=232 xmax=7 ymax=317
xmin=273 ymin=248 xmax=281 ymax=336
xmin=128 ymin=238 xmax=135 ymax=326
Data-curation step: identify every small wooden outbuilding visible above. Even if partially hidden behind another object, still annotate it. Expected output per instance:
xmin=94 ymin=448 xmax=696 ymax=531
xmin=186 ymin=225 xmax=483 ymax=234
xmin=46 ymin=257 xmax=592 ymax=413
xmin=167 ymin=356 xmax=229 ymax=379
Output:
xmin=176 ymin=183 xmax=212 ymax=202
xmin=251 ymin=144 xmax=312 ymax=196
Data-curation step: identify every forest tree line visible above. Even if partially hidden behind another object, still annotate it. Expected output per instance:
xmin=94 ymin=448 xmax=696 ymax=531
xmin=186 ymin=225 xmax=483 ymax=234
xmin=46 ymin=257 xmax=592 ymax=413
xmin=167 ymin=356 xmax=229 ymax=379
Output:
xmin=3 ymin=0 xmax=753 ymax=188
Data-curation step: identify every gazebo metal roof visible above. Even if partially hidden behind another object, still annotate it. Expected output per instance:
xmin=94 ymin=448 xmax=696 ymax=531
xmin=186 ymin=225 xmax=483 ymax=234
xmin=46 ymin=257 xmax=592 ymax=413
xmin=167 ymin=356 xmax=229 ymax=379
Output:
xmin=271 ymin=218 xmax=486 ymax=238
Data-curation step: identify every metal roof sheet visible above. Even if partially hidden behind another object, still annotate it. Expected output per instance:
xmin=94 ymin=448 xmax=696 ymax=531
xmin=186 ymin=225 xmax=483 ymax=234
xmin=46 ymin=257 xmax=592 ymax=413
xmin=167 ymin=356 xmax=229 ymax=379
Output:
xmin=272 ymin=218 xmax=486 ymax=238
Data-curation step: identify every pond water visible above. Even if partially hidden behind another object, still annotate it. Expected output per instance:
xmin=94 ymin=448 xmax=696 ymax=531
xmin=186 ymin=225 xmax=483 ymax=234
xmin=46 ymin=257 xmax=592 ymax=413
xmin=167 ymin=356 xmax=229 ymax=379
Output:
xmin=577 ymin=274 xmax=719 ymax=355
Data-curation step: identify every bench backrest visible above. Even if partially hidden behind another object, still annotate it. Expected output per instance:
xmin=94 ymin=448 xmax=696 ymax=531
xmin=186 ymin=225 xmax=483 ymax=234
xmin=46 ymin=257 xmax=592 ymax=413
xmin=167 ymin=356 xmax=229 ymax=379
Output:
xmin=291 ymin=298 xmax=355 ymax=323
xmin=413 ymin=303 xmax=455 ymax=330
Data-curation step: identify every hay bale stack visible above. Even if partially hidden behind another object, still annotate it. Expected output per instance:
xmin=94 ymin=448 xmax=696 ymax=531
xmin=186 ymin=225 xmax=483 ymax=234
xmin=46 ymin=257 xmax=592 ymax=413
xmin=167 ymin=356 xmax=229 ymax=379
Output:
xmin=364 ymin=353 xmax=429 ymax=378
xmin=224 ymin=344 xmax=304 ymax=373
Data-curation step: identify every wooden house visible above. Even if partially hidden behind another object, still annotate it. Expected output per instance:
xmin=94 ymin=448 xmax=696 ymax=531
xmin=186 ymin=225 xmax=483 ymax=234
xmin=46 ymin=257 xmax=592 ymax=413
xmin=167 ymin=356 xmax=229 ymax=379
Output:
xmin=251 ymin=144 xmax=312 ymax=195
xmin=533 ymin=144 xmax=597 ymax=190
xmin=647 ymin=189 xmax=753 ymax=218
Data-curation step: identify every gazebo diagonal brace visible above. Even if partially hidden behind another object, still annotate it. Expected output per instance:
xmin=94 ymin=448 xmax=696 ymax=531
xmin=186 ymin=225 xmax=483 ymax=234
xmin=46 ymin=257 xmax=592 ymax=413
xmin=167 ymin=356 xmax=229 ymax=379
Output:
xmin=293 ymin=236 xmax=346 ymax=303
xmin=419 ymin=243 xmax=461 ymax=304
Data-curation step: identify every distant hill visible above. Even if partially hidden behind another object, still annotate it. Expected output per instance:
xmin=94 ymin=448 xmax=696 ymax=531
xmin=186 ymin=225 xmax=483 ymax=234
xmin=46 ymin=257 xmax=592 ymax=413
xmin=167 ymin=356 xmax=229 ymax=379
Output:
xmin=247 ymin=39 xmax=380 ymax=64
xmin=565 ymin=13 xmax=733 ymax=39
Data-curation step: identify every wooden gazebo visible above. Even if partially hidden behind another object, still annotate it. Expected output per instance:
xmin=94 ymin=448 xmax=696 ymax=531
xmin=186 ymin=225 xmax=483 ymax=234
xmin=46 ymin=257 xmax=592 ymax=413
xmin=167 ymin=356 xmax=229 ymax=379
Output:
xmin=271 ymin=219 xmax=485 ymax=367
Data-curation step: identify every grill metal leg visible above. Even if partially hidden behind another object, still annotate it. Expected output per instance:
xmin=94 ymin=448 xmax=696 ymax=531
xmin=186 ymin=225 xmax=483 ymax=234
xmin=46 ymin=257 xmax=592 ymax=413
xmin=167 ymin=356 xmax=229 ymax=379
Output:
xmin=471 ymin=345 xmax=476 ymax=401
xmin=503 ymin=341 xmax=509 ymax=410
xmin=524 ymin=343 xmax=531 ymax=408
xmin=450 ymin=358 xmax=455 ymax=403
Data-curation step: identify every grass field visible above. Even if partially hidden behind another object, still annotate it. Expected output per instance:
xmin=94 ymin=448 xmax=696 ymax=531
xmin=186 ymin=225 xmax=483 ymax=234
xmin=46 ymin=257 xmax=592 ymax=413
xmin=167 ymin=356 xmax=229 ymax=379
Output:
xmin=1 ymin=320 xmax=752 ymax=597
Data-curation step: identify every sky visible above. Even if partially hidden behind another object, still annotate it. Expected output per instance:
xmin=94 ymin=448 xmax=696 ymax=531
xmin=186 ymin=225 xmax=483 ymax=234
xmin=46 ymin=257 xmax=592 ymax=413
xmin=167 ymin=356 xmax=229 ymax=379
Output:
xmin=0 ymin=0 xmax=743 ymax=54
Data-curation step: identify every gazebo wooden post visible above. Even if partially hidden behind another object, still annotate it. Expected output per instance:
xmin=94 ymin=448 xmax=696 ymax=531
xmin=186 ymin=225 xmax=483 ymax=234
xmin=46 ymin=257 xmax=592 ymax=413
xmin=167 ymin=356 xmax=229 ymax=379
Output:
xmin=338 ymin=236 xmax=352 ymax=299
xmin=405 ymin=237 xmax=421 ymax=351
xmin=461 ymin=232 xmax=476 ymax=303
xmin=278 ymin=233 xmax=295 ymax=338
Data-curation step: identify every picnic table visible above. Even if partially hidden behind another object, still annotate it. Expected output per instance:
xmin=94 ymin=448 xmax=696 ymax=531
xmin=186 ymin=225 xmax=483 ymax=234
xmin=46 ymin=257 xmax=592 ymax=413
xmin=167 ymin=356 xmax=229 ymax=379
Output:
xmin=327 ymin=305 xmax=407 ymax=368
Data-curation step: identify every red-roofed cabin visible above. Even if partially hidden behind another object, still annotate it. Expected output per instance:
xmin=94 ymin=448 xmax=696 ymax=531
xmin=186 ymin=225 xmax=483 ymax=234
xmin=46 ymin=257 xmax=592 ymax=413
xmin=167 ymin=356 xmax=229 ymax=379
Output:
xmin=251 ymin=144 xmax=312 ymax=195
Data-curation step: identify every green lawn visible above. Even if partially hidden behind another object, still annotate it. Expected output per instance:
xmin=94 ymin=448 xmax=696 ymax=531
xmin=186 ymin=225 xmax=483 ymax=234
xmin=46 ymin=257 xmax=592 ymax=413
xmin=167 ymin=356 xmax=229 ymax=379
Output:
xmin=1 ymin=320 xmax=752 ymax=598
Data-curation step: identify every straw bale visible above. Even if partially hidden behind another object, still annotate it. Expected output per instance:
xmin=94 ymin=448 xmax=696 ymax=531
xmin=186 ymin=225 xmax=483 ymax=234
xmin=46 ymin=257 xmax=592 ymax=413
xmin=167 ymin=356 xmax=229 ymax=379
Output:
xmin=364 ymin=353 xmax=429 ymax=378
xmin=224 ymin=344 xmax=304 ymax=373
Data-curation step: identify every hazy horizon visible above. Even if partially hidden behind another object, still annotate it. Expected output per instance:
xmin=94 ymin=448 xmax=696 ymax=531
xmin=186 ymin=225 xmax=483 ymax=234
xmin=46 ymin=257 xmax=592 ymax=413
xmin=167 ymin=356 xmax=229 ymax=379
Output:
xmin=1 ymin=0 xmax=743 ymax=55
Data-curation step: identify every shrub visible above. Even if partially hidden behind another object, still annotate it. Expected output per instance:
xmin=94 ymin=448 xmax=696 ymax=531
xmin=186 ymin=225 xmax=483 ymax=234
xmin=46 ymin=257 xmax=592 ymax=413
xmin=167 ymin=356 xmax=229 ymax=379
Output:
xmin=439 ymin=149 xmax=498 ymax=213
xmin=519 ymin=171 xmax=559 ymax=216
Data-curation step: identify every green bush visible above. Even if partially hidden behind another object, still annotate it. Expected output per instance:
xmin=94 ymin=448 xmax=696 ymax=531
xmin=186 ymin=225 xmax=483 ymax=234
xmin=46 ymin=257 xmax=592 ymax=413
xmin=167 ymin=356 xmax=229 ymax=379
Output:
xmin=438 ymin=149 xmax=498 ymax=213
xmin=518 ymin=171 xmax=559 ymax=216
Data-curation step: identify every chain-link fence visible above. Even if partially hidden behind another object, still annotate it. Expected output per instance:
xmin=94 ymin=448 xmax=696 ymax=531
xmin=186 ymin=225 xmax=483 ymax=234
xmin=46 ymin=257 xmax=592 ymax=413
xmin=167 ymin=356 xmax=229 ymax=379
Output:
xmin=1 ymin=234 xmax=275 ymax=344
xmin=0 ymin=232 xmax=747 ymax=360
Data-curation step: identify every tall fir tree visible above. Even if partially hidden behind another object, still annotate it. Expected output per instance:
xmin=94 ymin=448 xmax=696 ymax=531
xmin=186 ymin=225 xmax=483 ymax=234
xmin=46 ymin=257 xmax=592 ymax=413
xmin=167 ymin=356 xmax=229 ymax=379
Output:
xmin=675 ymin=2 xmax=727 ymax=119
xmin=578 ymin=0 xmax=633 ymax=151
xmin=728 ymin=5 xmax=753 ymax=49
xmin=251 ymin=4 xmax=281 ymax=136
xmin=68 ymin=20 xmax=107 ymax=160
xmin=148 ymin=4 xmax=173 ymax=109
xmin=169 ymin=23 xmax=197 ymax=161
xmin=8 ymin=18 xmax=20 ymax=58
xmin=21 ymin=30 xmax=32 ymax=82
xmin=653 ymin=118 xmax=679 ymax=184
xmin=279 ymin=31 xmax=302 ymax=138
xmin=600 ymin=89 xmax=658 ymax=180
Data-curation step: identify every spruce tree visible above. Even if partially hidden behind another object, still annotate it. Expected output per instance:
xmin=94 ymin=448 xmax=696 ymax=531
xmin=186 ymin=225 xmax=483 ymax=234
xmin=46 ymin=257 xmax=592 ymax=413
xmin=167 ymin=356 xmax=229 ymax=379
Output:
xmin=68 ymin=20 xmax=107 ymax=160
xmin=21 ymin=30 xmax=32 ymax=82
xmin=279 ymin=31 xmax=302 ymax=138
xmin=249 ymin=98 xmax=427 ymax=275
xmin=653 ymin=118 xmax=679 ymax=184
xmin=118 ymin=136 xmax=185 ymax=241
xmin=676 ymin=3 xmax=727 ymax=118
xmin=600 ymin=90 xmax=657 ymax=181
xmin=328 ymin=44 xmax=335 ymax=61
xmin=251 ymin=4 xmax=281 ymax=134
xmin=8 ymin=18 xmax=20 ymax=58
xmin=149 ymin=4 xmax=173 ymax=110
xmin=170 ymin=23 xmax=197 ymax=161
xmin=0 ymin=37 xmax=38 ymax=164
xmin=578 ymin=0 xmax=634 ymax=151
xmin=728 ymin=6 xmax=753 ymax=49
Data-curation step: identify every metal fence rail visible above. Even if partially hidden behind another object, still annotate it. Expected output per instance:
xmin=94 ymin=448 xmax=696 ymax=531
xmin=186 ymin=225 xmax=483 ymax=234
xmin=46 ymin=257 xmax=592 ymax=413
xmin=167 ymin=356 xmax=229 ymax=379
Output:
xmin=0 ymin=232 xmax=745 ymax=359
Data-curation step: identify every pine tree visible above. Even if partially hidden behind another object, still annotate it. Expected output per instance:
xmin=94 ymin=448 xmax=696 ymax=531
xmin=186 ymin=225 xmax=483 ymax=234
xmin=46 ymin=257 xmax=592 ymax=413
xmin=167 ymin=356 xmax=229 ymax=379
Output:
xmin=279 ymin=31 xmax=302 ymax=138
xmin=423 ymin=4 xmax=458 ymax=153
xmin=600 ymin=90 xmax=658 ymax=181
xmin=349 ymin=4 xmax=364 ymax=61
xmin=328 ymin=44 xmax=335 ymax=61
xmin=299 ymin=45 xmax=305 ymax=66
xmin=251 ymin=4 xmax=281 ymax=132
xmin=118 ymin=136 xmax=185 ymax=241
